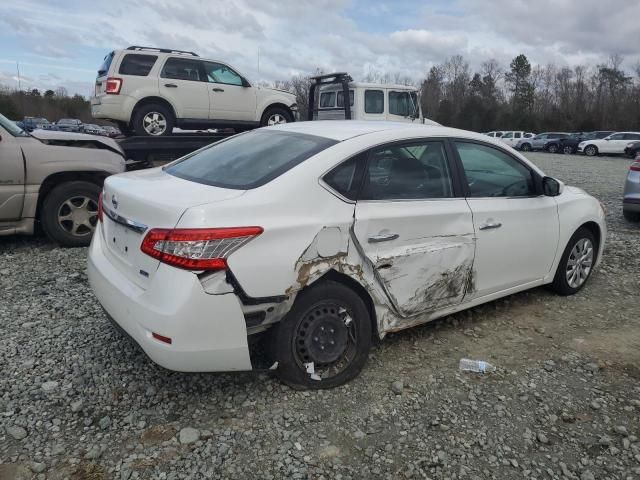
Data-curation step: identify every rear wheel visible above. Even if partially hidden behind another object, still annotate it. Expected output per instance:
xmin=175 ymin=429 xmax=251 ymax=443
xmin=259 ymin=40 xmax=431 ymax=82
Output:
xmin=623 ymin=210 xmax=640 ymax=222
xmin=41 ymin=181 xmax=101 ymax=247
xmin=272 ymin=281 xmax=372 ymax=389
xmin=132 ymin=103 xmax=175 ymax=136
xmin=550 ymin=227 xmax=596 ymax=296
xmin=563 ymin=145 xmax=574 ymax=154
xmin=520 ymin=143 xmax=532 ymax=152
xmin=584 ymin=145 xmax=598 ymax=156
xmin=547 ymin=143 xmax=559 ymax=154
xmin=260 ymin=107 xmax=293 ymax=127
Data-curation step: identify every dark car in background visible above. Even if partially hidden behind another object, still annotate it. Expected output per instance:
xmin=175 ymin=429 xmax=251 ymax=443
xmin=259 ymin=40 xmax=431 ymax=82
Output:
xmin=55 ymin=118 xmax=84 ymax=132
xmin=623 ymin=155 xmax=640 ymax=222
xmin=624 ymin=140 xmax=640 ymax=158
xmin=557 ymin=131 xmax=614 ymax=154
xmin=18 ymin=117 xmax=57 ymax=132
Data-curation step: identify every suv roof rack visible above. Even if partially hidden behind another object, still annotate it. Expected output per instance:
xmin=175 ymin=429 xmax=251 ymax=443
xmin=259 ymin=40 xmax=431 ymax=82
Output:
xmin=126 ymin=46 xmax=199 ymax=57
xmin=308 ymin=72 xmax=353 ymax=121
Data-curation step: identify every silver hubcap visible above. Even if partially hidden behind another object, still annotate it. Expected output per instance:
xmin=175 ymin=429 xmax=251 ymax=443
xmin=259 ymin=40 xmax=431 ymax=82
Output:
xmin=565 ymin=238 xmax=593 ymax=288
xmin=267 ymin=113 xmax=287 ymax=126
xmin=586 ymin=146 xmax=595 ymax=156
xmin=143 ymin=112 xmax=167 ymax=135
xmin=57 ymin=196 xmax=98 ymax=237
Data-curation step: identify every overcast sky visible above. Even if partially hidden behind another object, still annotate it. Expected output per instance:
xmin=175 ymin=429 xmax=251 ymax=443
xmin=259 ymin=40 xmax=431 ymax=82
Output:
xmin=1 ymin=0 xmax=639 ymax=96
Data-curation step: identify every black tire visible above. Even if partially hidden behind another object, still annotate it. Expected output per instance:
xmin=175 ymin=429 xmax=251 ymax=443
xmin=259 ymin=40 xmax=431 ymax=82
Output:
xmin=40 ymin=181 xmax=101 ymax=247
xmin=260 ymin=106 xmax=293 ymax=127
xmin=584 ymin=145 xmax=598 ymax=157
xmin=563 ymin=145 xmax=574 ymax=155
xmin=547 ymin=143 xmax=559 ymax=154
xmin=272 ymin=281 xmax=372 ymax=389
xmin=520 ymin=143 xmax=532 ymax=152
xmin=550 ymin=227 xmax=597 ymax=296
xmin=623 ymin=210 xmax=640 ymax=222
xmin=132 ymin=103 xmax=175 ymax=136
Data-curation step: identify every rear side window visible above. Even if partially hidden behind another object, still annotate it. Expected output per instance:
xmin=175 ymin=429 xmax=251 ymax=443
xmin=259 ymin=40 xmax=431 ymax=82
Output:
xmin=166 ymin=130 xmax=338 ymax=189
xmin=365 ymin=90 xmax=384 ymax=114
xmin=323 ymin=155 xmax=363 ymax=200
xmin=161 ymin=58 xmax=203 ymax=81
xmin=98 ymin=51 xmax=114 ymax=76
xmin=320 ymin=92 xmax=336 ymax=108
xmin=119 ymin=54 xmax=157 ymax=76
xmin=624 ymin=133 xmax=640 ymax=140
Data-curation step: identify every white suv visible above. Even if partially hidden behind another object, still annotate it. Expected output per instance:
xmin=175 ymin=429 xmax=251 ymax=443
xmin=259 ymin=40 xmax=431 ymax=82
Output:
xmin=91 ymin=46 xmax=298 ymax=136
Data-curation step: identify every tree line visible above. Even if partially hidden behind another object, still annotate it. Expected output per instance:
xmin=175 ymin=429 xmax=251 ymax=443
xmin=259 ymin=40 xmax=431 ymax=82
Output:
xmin=2 ymin=53 xmax=639 ymax=133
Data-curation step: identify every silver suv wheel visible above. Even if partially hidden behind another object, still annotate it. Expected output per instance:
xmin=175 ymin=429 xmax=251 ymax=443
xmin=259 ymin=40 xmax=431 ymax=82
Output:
xmin=267 ymin=113 xmax=288 ymax=126
xmin=57 ymin=196 xmax=98 ymax=237
xmin=143 ymin=112 xmax=168 ymax=136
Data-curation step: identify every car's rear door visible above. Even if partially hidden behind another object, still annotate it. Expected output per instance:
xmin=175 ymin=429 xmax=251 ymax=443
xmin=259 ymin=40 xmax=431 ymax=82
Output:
xmin=158 ymin=57 xmax=210 ymax=120
xmin=0 ymin=126 xmax=25 ymax=220
xmin=452 ymin=140 xmax=559 ymax=297
xmin=353 ymin=139 xmax=475 ymax=317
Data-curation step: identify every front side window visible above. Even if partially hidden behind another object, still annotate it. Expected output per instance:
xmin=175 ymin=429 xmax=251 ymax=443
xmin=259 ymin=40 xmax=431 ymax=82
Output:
xmin=161 ymin=58 xmax=203 ymax=81
xmin=455 ymin=142 xmax=535 ymax=197
xmin=203 ymin=62 xmax=243 ymax=86
xmin=502 ymin=132 xmax=514 ymax=139
xmin=360 ymin=141 xmax=454 ymax=200
xmin=389 ymin=91 xmax=417 ymax=117
xmin=119 ymin=54 xmax=157 ymax=76
xmin=320 ymin=91 xmax=336 ymax=108
xmin=166 ymin=130 xmax=337 ymax=189
xmin=607 ymin=133 xmax=625 ymax=140
xmin=336 ymin=90 xmax=354 ymax=108
xmin=364 ymin=90 xmax=384 ymax=114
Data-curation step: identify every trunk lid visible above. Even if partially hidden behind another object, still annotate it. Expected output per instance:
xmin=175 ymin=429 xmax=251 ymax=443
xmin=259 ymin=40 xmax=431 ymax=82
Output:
xmin=101 ymin=167 xmax=245 ymax=288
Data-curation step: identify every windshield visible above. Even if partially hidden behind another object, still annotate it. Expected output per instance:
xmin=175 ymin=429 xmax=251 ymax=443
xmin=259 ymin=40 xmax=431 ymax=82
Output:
xmin=166 ymin=130 xmax=338 ymax=189
xmin=0 ymin=113 xmax=29 ymax=136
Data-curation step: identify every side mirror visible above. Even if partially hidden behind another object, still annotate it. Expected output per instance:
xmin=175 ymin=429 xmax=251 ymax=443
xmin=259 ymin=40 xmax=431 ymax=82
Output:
xmin=543 ymin=176 xmax=563 ymax=196
xmin=241 ymin=77 xmax=251 ymax=88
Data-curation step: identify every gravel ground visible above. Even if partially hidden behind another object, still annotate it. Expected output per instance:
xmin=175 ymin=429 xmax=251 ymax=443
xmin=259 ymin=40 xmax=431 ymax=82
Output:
xmin=1 ymin=152 xmax=639 ymax=480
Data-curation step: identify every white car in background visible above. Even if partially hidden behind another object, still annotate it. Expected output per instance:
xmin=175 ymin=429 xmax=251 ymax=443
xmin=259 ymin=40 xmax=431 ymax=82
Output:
xmin=88 ymin=121 xmax=606 ymax=389
xmin=499 ymin=131 xmax=535 ymax=148
xmin=578 ymin=132 xmax=640 ymax=156
xmin=91 ymin=46 xmax=297 ymax=136
xmin=485 ymin=131 xmax=504 ymax=138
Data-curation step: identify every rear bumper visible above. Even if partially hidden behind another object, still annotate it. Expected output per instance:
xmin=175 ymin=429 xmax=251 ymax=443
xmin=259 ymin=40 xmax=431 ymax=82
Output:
xmin=623 ymin=197 xmax=640 ymax=213
xmin=87 ymin=226 xmax=252 ymax=372
xmin=91 ymin=95 xmax=133 ymax=122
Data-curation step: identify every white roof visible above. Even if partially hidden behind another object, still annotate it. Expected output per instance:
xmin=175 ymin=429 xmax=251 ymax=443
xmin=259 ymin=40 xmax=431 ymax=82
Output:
xmin=268 ymin=120 xmax=490 ymax=143
xmin=320 ymin=82 xmax=418 ymax=91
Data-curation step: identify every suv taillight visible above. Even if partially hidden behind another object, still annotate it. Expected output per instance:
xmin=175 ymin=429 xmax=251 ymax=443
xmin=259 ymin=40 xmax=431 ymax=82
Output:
xmin=98 ymin=192 xmax=104 ymax=223
xmin=105 ymin=77 xmax=122 ymax=94
xmin=140 ymin=227 xmax=263 ymax=271
xmin=630 ymin=161 xmax=640 ymax=172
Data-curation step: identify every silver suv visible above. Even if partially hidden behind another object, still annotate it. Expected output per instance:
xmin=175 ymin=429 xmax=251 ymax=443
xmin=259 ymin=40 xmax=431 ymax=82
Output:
xmin=91 ymin=46 xmax=298 ymax=136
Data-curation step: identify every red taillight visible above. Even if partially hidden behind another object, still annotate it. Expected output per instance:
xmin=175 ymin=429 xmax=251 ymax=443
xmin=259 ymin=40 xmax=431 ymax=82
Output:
xmin=105 ymin=77 xmax=122 ymax=94
xmin=152 ymin=332 xmax=172 ymax=344
xmin=98 ymin=192 xmax=104 ymax=223
xmin=140 ymin=227 xmax=263 ymax=271
xmin=631 ymin=161 xmax=640 ymax=172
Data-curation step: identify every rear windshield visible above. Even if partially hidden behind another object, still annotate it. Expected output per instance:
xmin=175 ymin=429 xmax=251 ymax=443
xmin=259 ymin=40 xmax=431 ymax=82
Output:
xmin=166 ymin=130 xmax=338 ymax=189
xmin=98 ymin=51 xmax=114 ymax=76
xmin=119 ymin=54 xmax=157 ymax=76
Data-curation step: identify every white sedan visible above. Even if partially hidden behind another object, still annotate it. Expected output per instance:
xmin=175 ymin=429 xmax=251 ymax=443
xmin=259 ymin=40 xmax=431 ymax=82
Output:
xmin=88 ymin=121 xmax=606 ymax=389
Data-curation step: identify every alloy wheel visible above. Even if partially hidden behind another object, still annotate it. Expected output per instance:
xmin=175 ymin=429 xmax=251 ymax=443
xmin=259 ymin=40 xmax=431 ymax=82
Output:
xmin=293 ymin=302 xmax=358 ymax=380
xmin=267 ymin=113 xmax=287 ymax=126
xmin=142 ymin=112 xmax=167 ymax=135
xmin=585 ymin=146 xmax=596 ymax=156
xmin=57 ymin=196 xmax=98 ymax=237
xmin=565 ymin=238 xmax=594 ymax=289
xmin=563 ymin=145 xmax=573 ymax=154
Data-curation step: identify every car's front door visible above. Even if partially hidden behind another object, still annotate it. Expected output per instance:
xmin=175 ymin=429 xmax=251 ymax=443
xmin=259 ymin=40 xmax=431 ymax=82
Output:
xmin=453 ymin=140 xmax=559 ymax=297
xmin=202 ymin=61 xmax=256 ymax=122
xmin=158 ymin=57 xmax=210 ymax=120
xmin=387 ymin=90 xmax=419 ymax=123
xmin=532 ymin=134 xmax=547 ymax=150
xmin=0 ymin=127 xmax=25 ymax=220
xmin=353 ymin=140 xmax=476 ymax=317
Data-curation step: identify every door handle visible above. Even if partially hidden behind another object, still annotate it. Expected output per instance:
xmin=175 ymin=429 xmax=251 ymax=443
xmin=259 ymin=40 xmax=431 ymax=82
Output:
xmin=479 ymin=222 xmax=502 ymax=230
xmin=368 ymin=233 xmax=399 ymax=243
xmin=212 ymin=87 xmax=225 ymax=92
xmin=164 ymin=83 xmax=178 ymax=88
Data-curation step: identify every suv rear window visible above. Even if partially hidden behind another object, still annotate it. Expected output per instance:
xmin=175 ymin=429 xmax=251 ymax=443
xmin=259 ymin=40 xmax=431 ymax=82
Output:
xmin=119 ymin=54 xmax=157 ymax=76
xmin=98 ymin=51 xmax=114 ymax=76
xmin=166 ymin=130 xmax=338 ymax=189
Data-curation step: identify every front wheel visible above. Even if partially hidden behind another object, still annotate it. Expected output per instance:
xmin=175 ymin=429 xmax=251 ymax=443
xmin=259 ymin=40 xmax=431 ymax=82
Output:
xmin=520 ymin=143 xmax=532 ymax=152
xmin=547 ymin=143 xmax=559 ymax=154
xmin=584 ymin=145 xmax=598 ymax=156
xmin=272 ymin=281 xmax=372 ymax=389
xmin=40 ymin=181 xmax=101 ymax=247
xmin=563 ymin=145 xmax=574 ymax=154
xmin=550 ymin=227 xmax=596 ymax=296
xmin=260 ymin=107 xmax=293 ymax=127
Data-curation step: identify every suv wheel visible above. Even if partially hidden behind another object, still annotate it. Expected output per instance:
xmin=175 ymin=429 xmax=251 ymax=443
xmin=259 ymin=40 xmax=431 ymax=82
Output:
xmin=563 ymin=145 xmax=574 ymax=154
xmin=271 ymin=281 xmax=372 ymax=389
xmin=260 ymin=107 xmax=293 ymax=127
xmin=41 ymin=181 xmax=101 ymax=247
xmin=520 ymin=143 xmax=532 ymax=152
xmin=584 ymin=145 xmax=598 ymax=156
xmin=133 ymin=104 xmax=175 ymax=136
xmin=547 ymin=143 xmax=559 ymax=154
